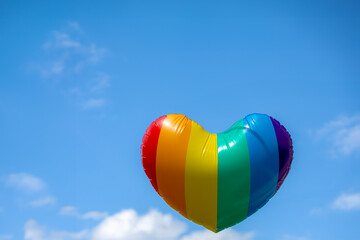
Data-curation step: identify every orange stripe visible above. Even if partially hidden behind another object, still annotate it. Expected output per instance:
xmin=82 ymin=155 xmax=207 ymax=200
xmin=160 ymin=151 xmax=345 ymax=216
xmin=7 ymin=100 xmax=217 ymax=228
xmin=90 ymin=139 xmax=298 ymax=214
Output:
xmin=156 ymin=114 xmax=192 ymax=217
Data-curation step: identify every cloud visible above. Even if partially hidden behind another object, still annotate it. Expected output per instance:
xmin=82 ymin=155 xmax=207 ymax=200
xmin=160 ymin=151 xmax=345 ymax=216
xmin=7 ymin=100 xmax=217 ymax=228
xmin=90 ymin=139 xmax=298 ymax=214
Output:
xmin=90 ymin=73 xmax=111 ymax=92
xmin=309 ymin=207 xmax=323 ymax=216
xmin=67 ymin=21 xmax=82 ymax=33
xmin=87 ymin=44 xmax=106 ymax=64
xmin=314 ymin=113 xmax=360 ymax=156
xmin=332 ymin=193 xmax=360 ymax=210
xmin=29 ymin=196 xmax=56 ymax=207
xmin=59 ymin=206 xmax=108 ymax=220
xmin=25 ymin=220 xmax=88 ymax=240
xmin=66 ymin=73 xmax=110 ymax=110
xmin=82 ymin=99 xmax=105 ymax=109
xmin=310 ymin=192 xmax=360 ymax=215
xmin=82 ymin=211 xmax=109 ymax=220
xmin=0 ymin=234 xmax=13 ymax=240
xmin=28 ymin=209 xmax=254 ymax=240
xmin=41 ymin=60 xmax=65 ymax=76
xmin=59 ymin=206 xmax=79 ymax=216
xmin=39 ymin=23 xmax=106 ymax=77
xmin=6 ymin=173 xmax=45 ymax=193
xmin=91 ymin=209 xmax=187 ymax=240
xmin=31 ymin=22 xmax=111 ymax=110
xmin=44 ymin=31 xmax=81 ymax=49
xmin=5 ymin=174 xmax=56 ymax=208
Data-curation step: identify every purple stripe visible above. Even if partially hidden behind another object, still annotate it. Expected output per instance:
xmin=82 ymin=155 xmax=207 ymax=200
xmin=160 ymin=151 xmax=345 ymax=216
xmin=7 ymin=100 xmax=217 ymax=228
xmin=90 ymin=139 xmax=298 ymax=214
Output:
xmin=270 ymin=117 xmax=294 ymax=193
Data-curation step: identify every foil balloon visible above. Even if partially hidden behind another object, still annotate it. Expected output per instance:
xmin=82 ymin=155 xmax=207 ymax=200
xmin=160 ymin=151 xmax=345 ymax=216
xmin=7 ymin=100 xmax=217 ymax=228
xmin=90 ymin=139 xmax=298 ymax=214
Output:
xmin=141 ymin=113 xmax=293 ymax=232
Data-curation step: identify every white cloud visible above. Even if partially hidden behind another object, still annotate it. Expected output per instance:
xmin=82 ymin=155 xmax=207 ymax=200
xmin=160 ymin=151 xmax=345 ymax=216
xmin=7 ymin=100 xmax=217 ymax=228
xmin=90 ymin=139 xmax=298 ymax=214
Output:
xmin=0 ymin=234 xmax=13 ymax=240
xmin=44 ymin=31 xmax=81 ymax=49
xmin=90 ymin=73 xmax=110 ymax=92
xmin=309 ymin=207 xmax=323 ymax=216
xmin=82 ymin=99 xmax=105 ymax=109
xmin=332 ymin=193 xmax=360 ymax=210
xmin=87 ymin=44 xmax=106 ymax=64
xmin=25 ymin=220 xmax=88 ymax=240
xmin=6 ymin=173 xmax=45 ymax=193
xmin=59 ymin=206 xmax=108 ymax=220
xmin=314 ymin=113 xmax=360 ymax=156
xmin=59 ymin=206 xmax=80 ymax=217
xmin=29 ymin=196 xmax=56 ymax=207
xmin=91 ymin=209 xmax=187 ymax=240
xmin=180 ymin=229 xmax=255 ymax=240
xmin=67 ymin=21 xmax=82 ymax=33
xmin=66 ymin=74 xmax=110 ymax=110
xmin=27 ymin=209 xmax=254 ymax=240
xmin=39 ymin=23 xmax=106 ymax=77
xmin=82 ymin=211 xmax=108 ymax=220
xmin=31 ymin=22 xmax=111 ymax=110
xmin=25 ymin=221 xmax=44 ymax=240
xmin=47 ymin=61 xmax=65 ymax=75
xmin=91 ymin=209 xmax=254 ymax=240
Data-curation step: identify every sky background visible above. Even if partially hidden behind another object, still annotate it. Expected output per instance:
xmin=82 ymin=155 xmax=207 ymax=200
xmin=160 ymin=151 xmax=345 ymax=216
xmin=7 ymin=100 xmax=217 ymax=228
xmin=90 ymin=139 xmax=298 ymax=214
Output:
xmin=1 ymin=1 xmax=360 ymax=239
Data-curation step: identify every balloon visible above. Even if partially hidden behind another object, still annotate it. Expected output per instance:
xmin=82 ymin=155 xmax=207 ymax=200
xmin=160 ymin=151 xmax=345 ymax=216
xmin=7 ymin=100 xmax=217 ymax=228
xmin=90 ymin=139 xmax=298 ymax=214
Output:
xmin=141 ymin=113 xmax=293 ymax=232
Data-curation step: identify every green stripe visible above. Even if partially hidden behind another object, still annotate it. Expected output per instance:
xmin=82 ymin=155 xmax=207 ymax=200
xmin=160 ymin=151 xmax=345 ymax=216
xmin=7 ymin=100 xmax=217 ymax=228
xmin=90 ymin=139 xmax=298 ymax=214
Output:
xmin=217 ymin=119 xmax=251 ymax=232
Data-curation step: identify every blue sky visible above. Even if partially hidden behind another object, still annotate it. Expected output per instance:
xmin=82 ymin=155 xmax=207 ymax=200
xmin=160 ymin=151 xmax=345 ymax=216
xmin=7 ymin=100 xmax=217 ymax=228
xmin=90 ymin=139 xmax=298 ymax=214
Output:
xmin=0 ymin=1 xmax=360 ymax=239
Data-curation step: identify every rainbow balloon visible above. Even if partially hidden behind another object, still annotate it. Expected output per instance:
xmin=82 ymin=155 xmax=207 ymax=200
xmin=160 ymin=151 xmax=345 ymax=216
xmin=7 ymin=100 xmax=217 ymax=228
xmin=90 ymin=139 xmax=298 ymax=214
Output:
xmin=141 ymin=113 xmax=293 ymax=232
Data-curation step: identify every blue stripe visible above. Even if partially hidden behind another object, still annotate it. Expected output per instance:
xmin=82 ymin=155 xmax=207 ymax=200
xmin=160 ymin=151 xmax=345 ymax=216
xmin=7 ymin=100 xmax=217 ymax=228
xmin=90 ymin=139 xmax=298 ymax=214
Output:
xmin=244 ymin=114 xmax=279 ymax=217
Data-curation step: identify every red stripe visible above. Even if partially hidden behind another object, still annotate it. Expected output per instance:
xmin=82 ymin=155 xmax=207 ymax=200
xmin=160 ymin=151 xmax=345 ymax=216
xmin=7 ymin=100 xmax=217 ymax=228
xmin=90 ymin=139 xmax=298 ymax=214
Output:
xmin=141 ymin=115 xmax=166 ymax=194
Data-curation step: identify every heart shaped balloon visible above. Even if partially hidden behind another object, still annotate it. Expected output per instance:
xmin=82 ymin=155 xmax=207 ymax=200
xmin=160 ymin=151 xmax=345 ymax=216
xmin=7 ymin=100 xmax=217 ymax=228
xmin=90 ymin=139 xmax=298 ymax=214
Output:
xmin=141 ymin=114 xmax=293 ymax=232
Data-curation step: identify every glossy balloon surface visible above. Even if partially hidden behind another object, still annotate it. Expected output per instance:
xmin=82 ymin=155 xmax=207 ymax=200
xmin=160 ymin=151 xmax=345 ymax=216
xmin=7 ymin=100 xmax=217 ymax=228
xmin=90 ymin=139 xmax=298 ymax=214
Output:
xmin=141 ymin=113 xmax=293 ymax=232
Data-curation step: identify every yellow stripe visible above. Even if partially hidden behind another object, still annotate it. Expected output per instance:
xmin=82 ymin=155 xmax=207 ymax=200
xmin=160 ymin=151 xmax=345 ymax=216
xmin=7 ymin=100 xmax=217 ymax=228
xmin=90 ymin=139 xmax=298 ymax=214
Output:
xmin=156 ymin=114 xmax=192 ymax=218
xmin=185 ymin=120 xmax=218 ymax=232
